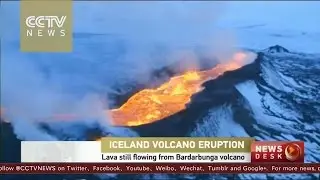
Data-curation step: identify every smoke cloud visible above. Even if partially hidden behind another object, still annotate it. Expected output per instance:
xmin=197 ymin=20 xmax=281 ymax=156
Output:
xmin=1 ymin=1 xmax=242 ymax=140
xmin=73 ymin=1 xmax=240 ymax=76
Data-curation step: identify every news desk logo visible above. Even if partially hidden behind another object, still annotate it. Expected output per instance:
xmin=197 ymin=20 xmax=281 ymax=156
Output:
xmin=20 ymin=0 xmax=72 ymax=52
xmin=251 ymin=141 xmax=304 ymax=163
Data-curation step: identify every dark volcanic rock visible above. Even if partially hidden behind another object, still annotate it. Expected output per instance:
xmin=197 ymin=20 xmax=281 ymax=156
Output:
xmin=265 ymin=45 xmax=290 ymax=53
xmin=0 ymin=121 xmax=21 ymax=163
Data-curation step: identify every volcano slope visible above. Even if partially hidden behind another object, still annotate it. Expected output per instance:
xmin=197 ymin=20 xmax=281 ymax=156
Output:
xmin=129 ymin=45 xmax=320 ymax=179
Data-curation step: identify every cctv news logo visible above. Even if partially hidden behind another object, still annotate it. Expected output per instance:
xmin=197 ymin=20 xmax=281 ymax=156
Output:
xmin=251 ymin=141 xmax=304 ymax=163
xmin=25 ymin=16 xmax=67 ymax=37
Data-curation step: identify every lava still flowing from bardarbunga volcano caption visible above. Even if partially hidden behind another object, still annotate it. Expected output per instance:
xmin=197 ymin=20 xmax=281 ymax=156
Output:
xmin=0 ymin=52 xmax=252 ymax=126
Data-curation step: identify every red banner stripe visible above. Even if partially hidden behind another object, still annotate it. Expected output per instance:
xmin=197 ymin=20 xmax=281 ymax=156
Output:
xmin=0 ymin=163 xmax=319 ymax=174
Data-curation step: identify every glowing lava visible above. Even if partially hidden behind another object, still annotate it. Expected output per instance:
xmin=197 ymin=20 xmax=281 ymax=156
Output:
xmin=110 ymin=52 xmax=249 ymax=126
xmin=0 ymin=52 xmax=251 ymax=127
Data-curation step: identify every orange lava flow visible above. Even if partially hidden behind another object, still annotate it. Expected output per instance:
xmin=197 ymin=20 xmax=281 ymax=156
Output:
xmin=110 ymin=52 xmax=248 ymax=126
xmin=0 ymin=52 xmax=249 ymax=127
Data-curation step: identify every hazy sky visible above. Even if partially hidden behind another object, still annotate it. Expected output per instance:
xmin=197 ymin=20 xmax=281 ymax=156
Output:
xmin=2 ymin=1 xmax=319 ymax=37
xmin=2 ymin=1 xmax=319 ymax=53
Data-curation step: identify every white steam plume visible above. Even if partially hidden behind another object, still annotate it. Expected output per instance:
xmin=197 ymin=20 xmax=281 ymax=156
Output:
xmin=1 ymin=1 xmax=242 ymax=140
xmin=73 ymin=1 xmax=240 ymax=77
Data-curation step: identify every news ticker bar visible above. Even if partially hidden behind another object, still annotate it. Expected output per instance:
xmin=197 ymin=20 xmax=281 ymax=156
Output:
xmin=0 ymin=163 xmax=319 ymax=174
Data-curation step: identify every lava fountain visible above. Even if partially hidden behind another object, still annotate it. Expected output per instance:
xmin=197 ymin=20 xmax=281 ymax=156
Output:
xmin=109 ymin=52 xmax=251 ymax=126
xmin=0 ymin=52 xmax=253 ymax=127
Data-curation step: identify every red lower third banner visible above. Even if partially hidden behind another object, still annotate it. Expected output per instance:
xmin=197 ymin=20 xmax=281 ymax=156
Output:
xmin=0 ymin=163 xmax=319 ymax=174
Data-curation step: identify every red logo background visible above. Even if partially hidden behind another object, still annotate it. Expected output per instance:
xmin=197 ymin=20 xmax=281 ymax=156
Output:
xmin=251 ymin=141 xmax=304 ymax=163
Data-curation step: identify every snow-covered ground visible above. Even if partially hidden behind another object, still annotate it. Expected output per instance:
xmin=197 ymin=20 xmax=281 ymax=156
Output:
xmin=190 ymin=49 xmax=320 ymax=179
xmin=191 ymin=105 xmax=250 ymax=137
